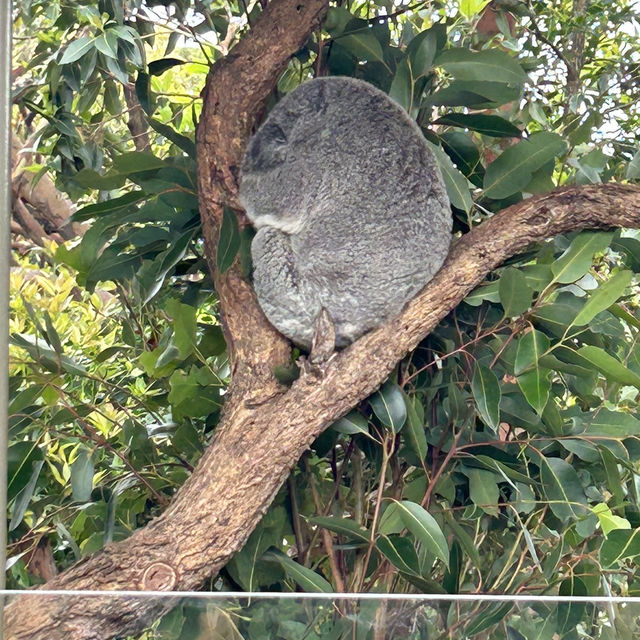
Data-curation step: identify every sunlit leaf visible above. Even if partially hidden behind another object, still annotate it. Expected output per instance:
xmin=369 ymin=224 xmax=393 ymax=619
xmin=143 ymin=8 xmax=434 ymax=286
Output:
xmin=483 ymin=132 xmax=567 ymax=199
xmin=551 ymin=231 xmax=613 ymax=284
xmin=571 ymin=270 xmax=632 ymax=327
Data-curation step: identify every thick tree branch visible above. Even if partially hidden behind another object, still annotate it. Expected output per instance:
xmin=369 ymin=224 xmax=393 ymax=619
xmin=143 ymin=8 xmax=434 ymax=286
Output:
xmin=196 ymin=0 xmax=328 ymax=397
xmin=6 ymin=0 xmax=640 ymax=636
xmin=5 ymin=182 xmax=640 ymax=640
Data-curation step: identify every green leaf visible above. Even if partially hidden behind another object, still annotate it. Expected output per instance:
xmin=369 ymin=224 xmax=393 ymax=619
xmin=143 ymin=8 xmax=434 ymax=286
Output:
xmin=9 ymin=460 xmax=44 ymax=531
xmin=71 ymin=449 xmax=94 ymax=502
xmin=323 ymin=7 xmax=355 ymax=36
xmin=515 ymin=329 xmax=551 ymax=413
xmin=393 ymin=500 xmax=449 ymax=568
xmin=517 ymin=369 xmax=551 ymax=415
xmin=575 ymin=346 xmax=640 ymax=388
xmin=135 ymin=71 xmax=153 ymax=115
xmin=464 ymin=467 xmax=500 ymax=516
xmin=376 ymin=534 xmax=420 ymax=575
xmin=571 ymin=270 xmax=633 ymax=326
xmin=331 ymin=411 xmax=371 ymax=437
xmin=436 ymin=48 xmax=526 ymax=85
xmin=149 ymin=57 xmax=185 ymax=76
xmin=8 ymin=441 xmax=44 ymax=502
xmin=434 ymin=113 xmax=522 ymax=138
xmin=465 ymin=281 xmax=500 ymax=306
xmin=94 ymin=32 xmax=118 ymax=59
xmin=429 ymin=142 xmax=473 ymax=212
xmin=164 ymin=299 xmax=197 ymax=359
xmin=464 ymin=602 xmax=514 ymax=636
xmin=103 ymin=78 xmax=121 ymax=115
xmin=72 ymin=169 xmax=127 ymax=191
xmin=217 ymin=207 xmax=240 ymax=274
xmin=499 ymin=268 xmax=533 ymax=317
xmin=430 ymin=80 xmax=521 ymax=108
xmin=60 ymin=36 xmax=95 ymax=64
xmin=149 ymin=119 xmax=196 ymax=156
xmin=337 ymin=30 xmax=385 ymax=64
xmin=389 ymin=57 xmax=413 ymax=113
xmin=9 ymin=384 xmax=45 ymax=414
xmin=626 ymin=149 xmax=640 ymax=180
xmin=557 ymin=576 xmax=588 ymax=633
xmin=600 ymin=529 xmax=640 ymax=567
xmin=483 ymin=132 xmax=567 ymax=199
xmin=404 ymin=393 xmax=428 ymax=460
xmin=551 ymin=231 xmax=613 ymax=284
xmin=443 ymin=513 xmax=482 ymax=568
xmin=308 ymin=516 xmax=370 ymax=543
xmin=72 ymin=191 xmax=148 ymax=222
xmin=370 ymin=381 xmax=407 ymax=433
xmin=112 ymin=152 xmax=168 ymax=173
xmin=573 ymin=408 xmax=640 ymax=437
xmin=471 ymin=363 xmax=501 ymax=430
xmin=406 ymin=28 xmax=438 ymax=76
xmin=459 ymin=0 xmax=492 ymax=18
xmin=264 ymin=550 xmax=333 ymax=592
xmin=539 ymin=456 xmax=587 ymax=522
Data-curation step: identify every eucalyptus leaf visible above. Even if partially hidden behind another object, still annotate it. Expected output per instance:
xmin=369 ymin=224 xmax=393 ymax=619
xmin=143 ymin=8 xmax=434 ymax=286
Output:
xmin=71 ymin=450 xmax=94 ymax=502
xmin=471 ymin=363 xmax=501 ymax=430
xmin=571 ymin=270 xmax=632 ymax=326
xmin=551 ymin=231 xmax=613 ymax=284
xmin=539 ymin=456 xmax=588 ymax=521
xmin=370 ymin=381 xmax=407 ymax=433
xmin=575 ymin=345 xmax=640 ymax=388
xmin=60 ymin=36 xmax=95 ymax=64
xmin=393 ymin=500 xmax=449 ymax=568
xmin=9 ymin=460 xmax=44 ymax=531
xmin=483 ymin=132 xmax=567 ymax=199
xmin=217 ymin=207 xmax=241 ymax=274
xmin=308 ymin=516 xmax=370 ymax=543
xmin=436 ymin=48 xmax=526 ymax=85
xmin=434 ymin=113 xmax=522 ymax=138
xmin=429 ymin=142 xmax=473 ymax=212
xmin=600 ymin=529 xmax=640 ymax=567
xmin=499 ymin=268 xmax=533 ymax=317
xmin=331 ymin=411 xmax=370 ymax=436
xmin=264 ymin=550 xmax=333 ymax=592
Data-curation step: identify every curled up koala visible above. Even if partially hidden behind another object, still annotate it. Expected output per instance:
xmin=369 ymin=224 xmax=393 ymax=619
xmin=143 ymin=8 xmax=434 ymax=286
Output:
xmin=239 ymin=76 xmax=452 ymax=354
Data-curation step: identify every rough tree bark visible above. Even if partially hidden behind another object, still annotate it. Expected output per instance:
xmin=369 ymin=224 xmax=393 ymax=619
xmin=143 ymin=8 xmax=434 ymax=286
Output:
xmin=11 ymin=137 xmax=83 ymax=244
xmin=5 ymin=0 xmax=640 ymax=638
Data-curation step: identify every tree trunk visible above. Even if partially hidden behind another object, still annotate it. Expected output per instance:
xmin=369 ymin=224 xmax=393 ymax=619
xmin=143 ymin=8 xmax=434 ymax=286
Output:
xmin=11 ymin=137 xmax=82 ymax=243
xmin=4 ymin=0 xmax=640 ymax=636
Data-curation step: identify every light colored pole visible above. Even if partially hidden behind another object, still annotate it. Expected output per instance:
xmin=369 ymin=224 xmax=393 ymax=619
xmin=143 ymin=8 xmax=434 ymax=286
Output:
xmin=0 ymin=0 xmax=11 ymax=600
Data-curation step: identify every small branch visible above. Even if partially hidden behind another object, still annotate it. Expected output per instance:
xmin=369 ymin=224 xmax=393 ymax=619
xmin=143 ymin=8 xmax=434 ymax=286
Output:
xmin=305 ymin=458 xmax=346 ymax=591
xmin=357 ymin=434 xmax=392 ymax=592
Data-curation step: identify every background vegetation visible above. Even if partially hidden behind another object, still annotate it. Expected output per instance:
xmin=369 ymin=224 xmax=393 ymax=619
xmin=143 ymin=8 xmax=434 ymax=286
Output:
xmin=7 ymin=0 xmax=640 ymax=637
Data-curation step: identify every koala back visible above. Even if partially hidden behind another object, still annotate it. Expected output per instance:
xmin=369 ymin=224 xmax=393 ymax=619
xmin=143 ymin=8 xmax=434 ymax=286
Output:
xmin=240 ymin=76 xmax=452 ymax=349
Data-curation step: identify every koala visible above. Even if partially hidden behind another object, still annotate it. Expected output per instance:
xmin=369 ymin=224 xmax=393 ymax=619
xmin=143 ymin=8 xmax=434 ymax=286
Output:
xmin=239 ymin=76 xmax=452 ymax=350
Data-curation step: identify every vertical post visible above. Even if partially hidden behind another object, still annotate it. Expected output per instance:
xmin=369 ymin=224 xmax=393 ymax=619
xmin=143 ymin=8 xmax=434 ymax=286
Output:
xmin=0 ymin=0 xmax=11 ymax=599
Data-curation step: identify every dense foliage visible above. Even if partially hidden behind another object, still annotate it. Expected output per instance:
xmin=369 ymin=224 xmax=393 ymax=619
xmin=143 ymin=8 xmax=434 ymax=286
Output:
xmin=8 ymin=0 xmax=640 ymax=637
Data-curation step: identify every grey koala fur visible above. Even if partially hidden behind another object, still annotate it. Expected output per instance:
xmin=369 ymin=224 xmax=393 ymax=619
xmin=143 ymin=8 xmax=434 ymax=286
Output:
xmin=239 ymin=76 xmax=452 ymax=349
